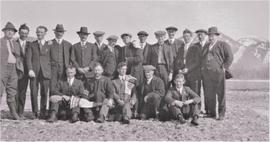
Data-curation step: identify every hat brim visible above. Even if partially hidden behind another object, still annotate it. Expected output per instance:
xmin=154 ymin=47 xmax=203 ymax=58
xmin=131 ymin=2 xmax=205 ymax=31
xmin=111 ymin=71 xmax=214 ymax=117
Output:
xmin=77 ymin=31 xmax=90 ymax=35
xmin=166 ymin=28 xmax=178 ymax=31
xmin=53 ymin=29 xmax=66 ymax=32
xmin=137 ymin=34 xmax=149 ymax=36
xmin=2 ymin=28 xmax=17 ymax=32
xmin=208 ymin=32 xmax=220 ymax=36
xmin=195 ymin=30 xmax=208 ymax=34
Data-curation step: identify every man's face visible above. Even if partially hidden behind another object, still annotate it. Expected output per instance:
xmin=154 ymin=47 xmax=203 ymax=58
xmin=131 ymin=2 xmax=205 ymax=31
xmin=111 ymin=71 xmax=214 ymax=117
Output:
xmin=94 ymin=65 xmax=103 ymax=79
xmin=54 ymin=31 xmax=64 ymax=39
xmin=95 ymin=36 xmax=104 ymax=43
xmin=122 ymin=36 xmax=131 ymax=45
xmin=118 ymin=65 xmax=127 ymax=76
xmin=19 ymin=29 xmax=29 ymax=40
xmin=208 ymin=34 xmax=217 ymax=43
xmin=156 ymin=35 xmax=166 ymax=45
xmin=36 ymin=28 xmax=46 ymax=40
xmin=183 ymin=33 xmax=192 ymax=43
xmin=144 ymin=70 xmax=154 ymax=80
xmin=4 ymin=29 xmax=15 ymax=39
xmin=174 ymin=78 xmax=185 ymax=89
xmin=79 ymin=33 xmax=88 ymax=42
xmin=197 ymin=32 xmax=207 ymax=42
xmin=167 ymin=30 xmax=176 ymax=39
xmin=108 ymin=39 xmax=116 ymax=46
xmin=138 ymin=35 xmax=147 ymax=43
xmin=66 ymin=68 xmax=76 ymax=78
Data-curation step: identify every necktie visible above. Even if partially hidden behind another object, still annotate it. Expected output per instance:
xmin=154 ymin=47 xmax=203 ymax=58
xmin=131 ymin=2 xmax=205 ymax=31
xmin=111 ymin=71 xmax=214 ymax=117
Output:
xmin=22 ymin=41 xmax=26 ymax=55
xmin=169 ymin=39 xmax=173 ymax=44
xmin=38 ymin=41 xmax=42 ymax=50
xmin=8 ymin=40 xmax=14 ymax=51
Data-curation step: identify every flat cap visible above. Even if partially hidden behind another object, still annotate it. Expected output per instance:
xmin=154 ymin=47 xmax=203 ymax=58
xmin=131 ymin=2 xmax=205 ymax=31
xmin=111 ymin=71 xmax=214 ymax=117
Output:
xmin=121 ymin=33 xmax=132 ymax=38
xmin=154 ymin=30 xmax=166 ymax=36
xmin=166 ymin=26 xmax=178 ymax=31
xmin=137 ymin=31 xmax=149 ymax=36
xmin=106 ymin=35 xmax=118 ymax=40
xmin=195 ymin=29 xmax=208 ymax=34
xmin=143 ymin=65 xmax=156 ymax=72
xmin=93 ymin=31 xmax=105 ymax=36
xmin=183 ymin=28 xmax=192 ymax=35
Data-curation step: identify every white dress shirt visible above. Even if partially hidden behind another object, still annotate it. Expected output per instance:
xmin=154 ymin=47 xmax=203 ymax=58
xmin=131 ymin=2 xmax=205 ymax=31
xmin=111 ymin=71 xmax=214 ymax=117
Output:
xmin=19 ymin=39 xmax=27 ymax=54
xmin=146 ymin=77 xmax=153 ymax=84
xmin=68 ymin=77 xmax=75 ymax=86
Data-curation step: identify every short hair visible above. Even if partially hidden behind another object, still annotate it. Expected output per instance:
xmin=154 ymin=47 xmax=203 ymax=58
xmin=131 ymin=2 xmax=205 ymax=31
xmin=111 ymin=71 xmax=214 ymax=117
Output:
xmin=19 ymin=24 xmax=30 ymax=32
xmin=66 ymin=64 xmax=76 ymax=70
xmin=117 ymin=61 xmax=127 ymax=69
xmin=36 ymin=25 xmax=48 ymax=32
xmin=94 ymin=62 xmax=103 ymax=69
xmin=174 ymin=73 xmax=185 ymax=81
xmin=183 ymin=29 xmax=192 ymax=35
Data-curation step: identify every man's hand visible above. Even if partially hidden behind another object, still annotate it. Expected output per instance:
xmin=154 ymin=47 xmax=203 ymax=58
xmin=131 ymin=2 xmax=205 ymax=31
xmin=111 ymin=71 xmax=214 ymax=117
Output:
xmin=117 ymin=99 xmax=125 ymax=106
xmin=183 ymin=99 xmax=194 ymax=105
xmin=130 ymin=98 xmax=136 ymax=106
xmin=168 ymin=72 xmax=173 ymax=81
xmin=144 ymin=95 xmax=149 ymax=102
xmin=62 ymin=95 xmax=70 ymax=101
xmin=28 ymin=70 xmax=36 ymax=78
xmin=83 ymin=67 xmax=90 ymax=72
xmin=107 ymin=99 xmax=114 ymax=107
xmin=174 ymin=100 xmax=184 ymax=108
xmin=78 ymin=68 xmax=85 ymax=74
xmin=83 ymin=90 xmax=89 ymax=95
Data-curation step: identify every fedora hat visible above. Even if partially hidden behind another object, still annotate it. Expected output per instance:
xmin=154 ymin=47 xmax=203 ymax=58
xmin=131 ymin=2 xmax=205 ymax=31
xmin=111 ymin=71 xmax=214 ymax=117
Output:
xmin=195 ymin=29 xmax=207 ymax=34
xmin=53 ymin=24 xmax=66 ymax=32
xmin=208 ymin=26 xmax=220 ymax=35
xmin=77 ymin=27 xmax=90 ymax=35
xmin=2 ymin=22 xmax=17 ymax=32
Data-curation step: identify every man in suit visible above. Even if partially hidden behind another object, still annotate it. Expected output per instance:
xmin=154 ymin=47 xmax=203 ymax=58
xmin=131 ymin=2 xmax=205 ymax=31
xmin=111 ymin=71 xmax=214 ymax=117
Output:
xmin=164 ymin=73 xmax=200 ymax=125
xmin=99 ymin=35 xmax=120 ymax=79
xmin=147 ymin=31 xmax=174 ymax=89
xmin=26 ymin=26 xmax=51 ymax=119
xmin=120 ymin=33 xmax=144 ymax=86
xmin=201 ymin=27 xmax=233 ymax=120
xmin=137 ymin=31 xmax=151 ymax=65
xmin=47 ymin=65 xmax=84 ymax=123
xmin=49 ymin=24 xmax=72 ymax=95
xmin=1 ymin=22 xmax=24 ymax=120
xmin=93 ymin=31 xmax=107 ymax=60
xmin=139 ymin=65 xmax=165 ymax=120
xmin=165 ymin=26 xmax=184 ymax=61
xmin=16 ymin=24 xmax=31 ymax=118
xmin=83 ymin=63 xmax=114 ymax=123
xmin=71 ymin=27 xmax=97 ymax=84
xmin=111 ymin=62 xmax=137 ymax=124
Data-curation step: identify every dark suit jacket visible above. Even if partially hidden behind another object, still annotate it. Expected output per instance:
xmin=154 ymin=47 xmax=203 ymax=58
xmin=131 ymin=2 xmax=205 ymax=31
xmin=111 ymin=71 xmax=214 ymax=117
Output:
xmin=52 ymin=78 xmax=84 ymax=97
xmin=100 ymin=46 xmax=119 ymax=78
xmin=140 ymin=76 xmax=165 ymax=99
xmin=94 ymin=42 xmax=107 ymax=60
xmin=16 ymin=39 xmax=31 ymax=76
xmin=142 ymin=43 xmax=151 ymax=65
xmin=165 ymin=39 xmax=184 ymax=60
xmin=1 ymin=38 xmax=24 ymax=79
xmin=26 ymin=40 xmax=51 ymax=79
xmin=147 ymin=43 xmax=174 ymax=73
xmin=164 ymin=86 xmax=201 ymax=105
xmin=112 ymin=77 xmax=137 ymax=103
xmin=174 ymin=43 xmax=201 ymax=81
xmin=49 ymin=39 xmax=72 ymax=68
xmin=201 ymin=40 xmax=234 ymax=71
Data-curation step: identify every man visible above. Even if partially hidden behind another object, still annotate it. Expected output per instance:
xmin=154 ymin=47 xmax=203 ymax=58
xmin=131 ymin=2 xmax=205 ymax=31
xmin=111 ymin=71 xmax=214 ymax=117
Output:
xmin=139 ymin=65 xmax=165 ymax=120
xmin=16 ymin=24 xmax=31 ymax=117
xmin=165 ymin=26 xmax=184 ymax=60
xmin=47 ymin=65 xmax=84 ymax=123
xmin=111 ymin=62 xmax=137 ymax=124
xmin=93 ymin=31 xmax=107 ymax=60
xmin=201 ymin=27 xmax=233 ymax=120
xmin=99 ymin=35 xmax=121 ymax=79
xmin=195 ymin=29 xmax=208 ymax=54
xmin=71 ymin=27 xmax=97 ymax=84
xmin=1 ymin=22 xmax=24 ymax=120
xmin=147 ymin=30 xmax=173 ymax=89
xmin=137 ymin=31 xmax=151 ymax=65
xmin=174 ymin=29 xmax=201 ymax=97
xmin=26 ymin=26 xmax=51 ymax=119
xmin=164 ymin=73 xmax=200 ymax=125
xmin=83 ymin=63 xmax=114 ymax=123
xmin=49 ymin=24 xmax=72 ymax=95
xmin=120 ymin=33 xmax=144 ymax=85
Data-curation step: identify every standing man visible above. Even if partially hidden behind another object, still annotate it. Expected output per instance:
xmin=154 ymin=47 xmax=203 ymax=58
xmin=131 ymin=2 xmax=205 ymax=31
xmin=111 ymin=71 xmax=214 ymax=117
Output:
xmin=93 ymin=31 xmax=106 ymax=60
xmin=16 ymin=24 xmax=31 ymax=117
xmin=49 ymin=24 xmax=72 ymax=95
xmin=165 ymin=26 xmax=184 ymax=60
xmin=195 ymin=29 xmax=208 ymax=54
xmin=1 ymin=22 xmax=24 ymax=120
xmin=120 ymin=33 xmax=144 ymax=85
xmin=137 ymin=31 xmax=151 ymax=65
xmin=71 ymin=27 xmax=97 ymax=84
xmin=27 ymin=26 xmax=51 ymax=119
xmin=147 ymin=31 xmax=174 ymax=89
xmin=201 ymin=27 xmax=233 ymax=120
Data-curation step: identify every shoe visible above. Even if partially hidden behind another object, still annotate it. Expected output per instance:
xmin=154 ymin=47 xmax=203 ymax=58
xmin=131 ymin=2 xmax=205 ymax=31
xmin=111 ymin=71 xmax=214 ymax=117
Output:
xmin=178 ymin=115 xmax=186 ymax=124
xmin=139 ymin=113 xmax=147 ymax=120
xmin=96 ymin=116 xmax=105 ymax=123
xmin=84 ymin=111 xmax=94 ymax=122
xmin=191 ymin=115 xmax=199 ymax=126
xmin=47 ymin=111 xmax=57 ymax=123
xmin=7 ymin=102 xmax=22 ymax=120
xmin=217 ymin=115 xmax=224 ymax=121
xmin=122 ymin=116 xmax=130 ymax=124
xmin=70 ymin=113 xmax=79 ymax=123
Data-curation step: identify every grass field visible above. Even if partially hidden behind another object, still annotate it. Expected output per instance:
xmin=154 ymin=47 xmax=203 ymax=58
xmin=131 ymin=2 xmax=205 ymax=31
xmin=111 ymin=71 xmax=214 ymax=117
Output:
xmin=0 ymin=80 xmax=269 ymax=141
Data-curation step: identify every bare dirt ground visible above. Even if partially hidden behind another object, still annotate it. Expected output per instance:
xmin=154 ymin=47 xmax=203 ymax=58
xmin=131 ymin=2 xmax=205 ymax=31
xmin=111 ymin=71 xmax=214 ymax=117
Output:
xmin=0 ymin=80 xmax=269 ymax=141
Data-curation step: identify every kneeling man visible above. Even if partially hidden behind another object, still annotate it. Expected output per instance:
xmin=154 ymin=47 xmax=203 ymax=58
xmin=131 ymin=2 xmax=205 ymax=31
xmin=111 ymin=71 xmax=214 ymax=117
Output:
xmin=47 ymin=65 xmax=84 ymax=123
xmin=164 ymin=73 xmax=200 ymax=125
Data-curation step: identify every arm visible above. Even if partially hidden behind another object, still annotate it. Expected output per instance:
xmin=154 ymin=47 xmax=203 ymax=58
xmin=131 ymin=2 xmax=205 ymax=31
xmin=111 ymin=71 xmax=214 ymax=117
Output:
xmin=26 ymin=42 xmax=33 ymax=71
xmin=186 ymin=45 xmax=201 ymax=72
xmin=70 ymin=45 xmax=80 ymax=68
xmin=223 ymin=42 xmax=234 ymax=70
xmin=185 ymin=87 xmax=200 ymax=104
xmin=102 ymin=52 xmax=116 ymax=77
xmin=164 ymin=89 xmax=175 ymax=105
xmin=105 ymin=79 xmax=115 ymax=99
xmin=51 ymin=82 xmax=65 ymax=96
xmin=153 ymin=78 xmax=165 ymax=97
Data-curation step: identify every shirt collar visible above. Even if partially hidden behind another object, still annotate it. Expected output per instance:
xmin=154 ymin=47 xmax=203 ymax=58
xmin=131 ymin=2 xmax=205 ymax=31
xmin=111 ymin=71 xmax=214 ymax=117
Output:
xmin=81 ymin=41 xmax=87 ymax=46
xmin=176 ymin=86 xmax=184 ymax=93
xmin=107 ymin=45 xmax=114 ymax=52
xmin=19 ymin=39 xmax=26 ymax=46
xmin=200 ymin=39 xmax=208 ymax=47
xmin=38 ymin=39 xmax=46 ymax=46
xmin=67 ymin=77 xmax=75 ymax=85
xmin=96 ymin=41 xmax=103 ymax=47
xmin=169 ymin=38 xmax=175 ymax=43
xmin=55 ymin=38 xmax=63 ymax=44
xmin=146 ymin=76 xmax=153 ymax=84
xmin=140 ymin=42 xmax=146 ymax=48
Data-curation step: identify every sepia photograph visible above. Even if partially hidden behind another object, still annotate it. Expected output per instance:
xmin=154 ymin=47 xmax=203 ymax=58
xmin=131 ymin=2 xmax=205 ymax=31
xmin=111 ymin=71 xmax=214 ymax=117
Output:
xmin=0 ymin=0 xmax=269 ymax=141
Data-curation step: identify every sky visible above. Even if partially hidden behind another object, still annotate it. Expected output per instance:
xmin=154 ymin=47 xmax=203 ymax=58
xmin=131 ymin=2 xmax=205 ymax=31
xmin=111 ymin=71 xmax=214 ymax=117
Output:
xmin=1 ymin=0 xmax=269 ymax=45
